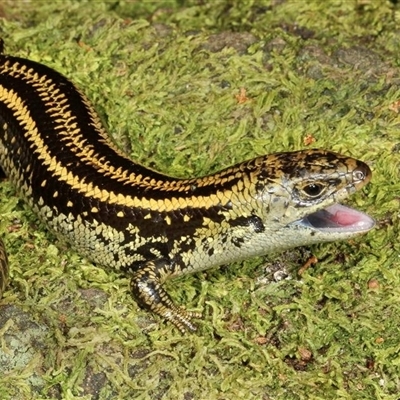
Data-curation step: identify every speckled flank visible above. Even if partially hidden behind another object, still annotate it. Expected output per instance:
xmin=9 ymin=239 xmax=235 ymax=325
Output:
xmin=0 ymin=53 xmax=373 ymax=332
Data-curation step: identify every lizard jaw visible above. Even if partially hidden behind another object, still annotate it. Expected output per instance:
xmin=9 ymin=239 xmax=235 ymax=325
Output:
xmin=295 ymin=204 xmax=375 ymax=233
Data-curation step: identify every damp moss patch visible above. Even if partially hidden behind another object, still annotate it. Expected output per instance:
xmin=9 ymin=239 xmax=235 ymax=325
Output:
xmin=0 ymin=1 xmax=398 ymax=399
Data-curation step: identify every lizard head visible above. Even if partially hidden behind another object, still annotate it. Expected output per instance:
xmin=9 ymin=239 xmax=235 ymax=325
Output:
xmin=252 ymin=149 xmax=375 ymax=246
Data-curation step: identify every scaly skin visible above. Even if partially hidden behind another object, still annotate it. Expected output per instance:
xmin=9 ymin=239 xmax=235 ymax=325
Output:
xmin=0 ymin=50 xmax=374 ymax=332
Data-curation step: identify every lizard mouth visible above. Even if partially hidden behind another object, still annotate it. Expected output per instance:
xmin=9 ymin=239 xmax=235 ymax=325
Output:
xmin=299 ymin=204 xmax=375 ymax=233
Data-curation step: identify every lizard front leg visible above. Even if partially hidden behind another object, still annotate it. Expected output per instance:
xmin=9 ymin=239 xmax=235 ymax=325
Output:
xmin=130 ymin=259 xmax=202 ymax=333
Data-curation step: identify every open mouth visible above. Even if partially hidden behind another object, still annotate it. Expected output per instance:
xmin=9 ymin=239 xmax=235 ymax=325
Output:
xmin=297 ymin=204 xmax=375 ymax=233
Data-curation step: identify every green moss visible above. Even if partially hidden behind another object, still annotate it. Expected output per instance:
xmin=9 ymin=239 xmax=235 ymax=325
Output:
xmin=0 ymin=0 xmax=398 ymax=399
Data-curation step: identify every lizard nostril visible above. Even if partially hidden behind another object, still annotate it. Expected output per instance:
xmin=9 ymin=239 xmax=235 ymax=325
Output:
xmin=353 ymin=170 xmax=365 ymax=182
xmin=353 ymin=161 xmax=372 ymax=184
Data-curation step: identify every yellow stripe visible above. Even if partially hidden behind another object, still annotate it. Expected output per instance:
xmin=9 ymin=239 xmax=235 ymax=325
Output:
xmin=0 ymin=75 xmax=253 ymax=212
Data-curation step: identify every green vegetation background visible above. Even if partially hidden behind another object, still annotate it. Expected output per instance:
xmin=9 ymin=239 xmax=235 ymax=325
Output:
xmin=0 ymin=1 xmax=398 ymax=399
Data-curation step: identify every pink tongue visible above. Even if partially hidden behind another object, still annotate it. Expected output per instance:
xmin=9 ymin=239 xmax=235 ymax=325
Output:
xmin=313 ymin=204 xmax=375 ymax=232
xmin=331 ymin=209 xmax=363 ymax=226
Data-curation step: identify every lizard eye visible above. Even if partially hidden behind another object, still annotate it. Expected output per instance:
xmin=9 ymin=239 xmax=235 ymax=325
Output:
xmin=302 ymin=183 xmax=325 ymax=198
